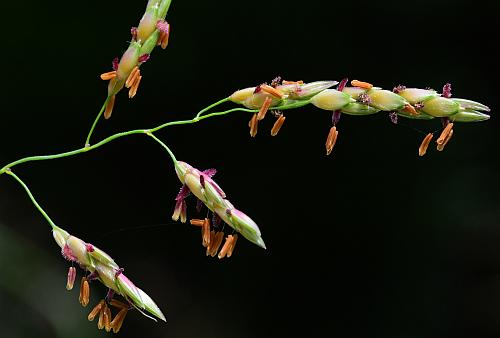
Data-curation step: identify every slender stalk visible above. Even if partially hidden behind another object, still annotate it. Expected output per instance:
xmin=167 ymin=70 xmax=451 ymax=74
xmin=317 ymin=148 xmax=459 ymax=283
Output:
xmin=195 ymin=97 xmax=230 ymax=118
xmin=0 ymin=107 xmax=256 ymax=174
xmin=6 ymin=170 xmax=59 ymax=230
xmin=0 ymin=99 xmax=309 ymax=175
xmin=85 ymin=98 xmax=109 ymax=147
xmin=147 ymin=132 xmax=178 ymax=166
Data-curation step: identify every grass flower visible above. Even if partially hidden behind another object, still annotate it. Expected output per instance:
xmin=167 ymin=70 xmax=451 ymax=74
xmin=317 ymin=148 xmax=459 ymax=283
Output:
xmin=52 ymin=226 xmax=166 ymax=332
xmin=173 ymin=161 xmax=266 ymax=251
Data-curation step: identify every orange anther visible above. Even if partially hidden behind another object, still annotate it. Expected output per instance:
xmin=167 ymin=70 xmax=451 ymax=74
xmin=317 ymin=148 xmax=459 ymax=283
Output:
xmin=257 ymin=97 xmax=273 ymax=120
xmin=260 ymin=84 xmax=283 ymax=98
xmin=351 ymin=80 xmax=373 ymax=89
xmin=418 ymin=133 xmax=434 ymax=157
xmin=270 ymin=115 xmax=286 ymax=136
xmin=100 ymin=71 xmax=117 ymax=81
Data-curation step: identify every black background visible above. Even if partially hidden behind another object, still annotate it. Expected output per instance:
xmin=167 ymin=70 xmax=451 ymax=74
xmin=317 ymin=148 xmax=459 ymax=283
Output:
xmin=0 ymin=0 xmax=499 ymax=337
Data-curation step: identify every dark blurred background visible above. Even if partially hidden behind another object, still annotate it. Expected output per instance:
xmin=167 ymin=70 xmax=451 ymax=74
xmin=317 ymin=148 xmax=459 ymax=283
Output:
xmin=0 ymin=0 xmax=499 ymax=337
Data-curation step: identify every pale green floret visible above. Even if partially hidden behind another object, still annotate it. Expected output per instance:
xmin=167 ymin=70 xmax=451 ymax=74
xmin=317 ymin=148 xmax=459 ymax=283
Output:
xmin=282 ymin=81 xmax=338 ymax=100
xmin=116 ymin=42 xmax=141 ymax=79
xmin=52 ymin=227 xmax=70 ymax=249
xmin=183 ymin=173 xmax=205 ymax=202
xmin=420 ymin=96 xmax=460 ymax=117
xmin=66 ymin=236 xmax=91 ymax=266
xmin=229 ymin=87 xmax=255 ymax=104
xmin=398 ymin=110 xmax=435 ymax=120
xmin=202 ymin=180 xmax=226 ymax=209
xmin=341 ymin=103 xmax=380 ymax=115
xmin=137 ymin=288 xmax=167 ymax=322
xmin=342 ymin=86 xmax=369 ymax=100
xmin=94 ymin=263 xmax=119 ymax=291
xmin=397 ymin=88 xmax=438 ymax=104
xmin=452 ymin=98 xmax=491 ymax=112
xmin=116 ymin=274 xmax=145 ymax=310
xmin=140 ymin=30 xmax=161 ymax=55
xmin=310 ymin=89 xmax=354 ymax=111
xmin=213 ymin=201 xmax=266 ymax=249
xmin=243 ymin=92 xmax=282 ymax=109
xmin=367 ymin=89 xmax=408 ymax=111
xmin=449 ymin=110 xmax=490 ymax=122
xmin=137 ymin=7 xmax=159 ymax=43
xmin=88 ymin=246 xmax=119 ymax=270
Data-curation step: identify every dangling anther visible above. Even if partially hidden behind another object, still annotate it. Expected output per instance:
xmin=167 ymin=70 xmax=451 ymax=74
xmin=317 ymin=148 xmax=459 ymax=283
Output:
xmin=110 ymin=308 xmax=128 ymax=333
xmin=66 ymin=266 xmax=76 ymax=290
xmin=351 ymin=80 xmax=373 ymax=89
xmin=100 ymin=71 xmax=117 ymax=81
xmin=128 ymin=75 xmax=142 ymax=98
xmin=125 ymin=66 xmax=140 ymax=89
xmin=325 ymin=126 xmax=339 ymax=156
xmin=202 ymin=218 xmax=211 ymax=247
xmin=257 ymin=97 xmax=272 ymax=120
xmin=156 ymin=20 xmax=170 ymax=49
xmin=79 ymin=277 xmax=90 ymax=307
xmin=260 ymin=84 xmax=283 ymax=99
xmin=271 ymin=114 xmax=286 ymax=136
xmin=218 ymin=235 xmax=235 ymax=259
xmin=227 ymin=234 xmax=238 ymax=258
xmin=403 ymin=103 xmax=419 ymax=116
xmin=209 ymin=231 xmax=225 ymax=257
xmin=249 ymin=113 xmax=258 ymax=137
xmin=103 ymin=305 xmax=112 ymax=332
xmin=88 ymin=300 xmax=104 ymax=321
xmin=190 ymin=219 xmax=205 ymax=226
xmin=109 ymin=299 xmax=129 ymax=310
xmin=437 ymin=122 xmax=454 ymax=145
xmin=418 ymin=133 xmax=434 ymax=157
xmin=437 ymin=129 xmax=454 ymax=151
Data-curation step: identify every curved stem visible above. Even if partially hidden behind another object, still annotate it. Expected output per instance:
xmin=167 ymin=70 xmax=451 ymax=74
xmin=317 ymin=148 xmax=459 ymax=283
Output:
xmin=195 ymin=97 xmax=230 ymax=118
xmin=6 ymin=170 xmax=58 ymax=230
xmin=0 ymin=99 xmax=310 ymax=175
xmin=147 ymin=132 xmax=178 ymax=165
xmin=85 ymin=97 xmax=109 ymax=147
xmin=0 ymin=107 xmax=257 ymax=174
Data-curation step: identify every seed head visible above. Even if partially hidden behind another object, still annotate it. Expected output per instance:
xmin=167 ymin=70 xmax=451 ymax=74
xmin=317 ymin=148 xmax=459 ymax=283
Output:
xmin=173 ymin=161 xmax=266 ymax=249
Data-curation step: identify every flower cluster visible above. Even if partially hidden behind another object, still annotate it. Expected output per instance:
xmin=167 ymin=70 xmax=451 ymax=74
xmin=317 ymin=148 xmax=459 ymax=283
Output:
xmin=100 ymin=0 xmax=172 ymax=119
xmin=172 ymin=161 xmax=266 ymax=256
xmin=53 ymin=226 xmax=166 ymax=333
xmin=229 ymin=78 xmax=490 ymax=156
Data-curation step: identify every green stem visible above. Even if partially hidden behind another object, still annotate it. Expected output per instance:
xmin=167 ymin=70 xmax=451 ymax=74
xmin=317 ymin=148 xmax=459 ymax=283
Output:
xmin=147 ymin=132 xmax=178 ymax=165
xmin=195 ymin=97 xmax=230 ymax=118
xmin=6 ymin=170 xmax=59 ymax=230
xmin=0 ymin=107 xmax=257 ymax=174
xmin=85 ymin=98 xmax=109 ymax=147
xmin=0 ymin=99 xmax=310 ymax=175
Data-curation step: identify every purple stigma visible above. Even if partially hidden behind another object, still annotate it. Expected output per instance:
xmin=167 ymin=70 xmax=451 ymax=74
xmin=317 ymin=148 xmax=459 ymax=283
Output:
xmin=131 ymin=27 xmax=138 ymax=41
xmin=254 ymin=85 xmax=262 ymax=94
xmin=226 ymin=208 xmax=232 ymax=216
xmin=357 ymin=93 xmax=371 ymax=105
xmin=199 ymin=175 xmax=205 ymax=188
xmin=156 ymin=20 xmax=169 ymax=33
xmin=115 ymin=268 xmax=124 ymax=278
xmin=389 ymin=112 xmax=398 ymax=124
xmin=442 ymin=83 xmax=452 ymax=98
xmin=112 ymin=57 xmax=119 ymax=71
xmin=393 ymin=85 xmax=406 ymax=93
xmin=62 ymin=244 xmax=78 ymax=262
xmin=337 ymin=78 xmax=348 ymax=91
xmin=86 ymin=244 xmax=95 ymax=252
xmin=175 ymin=184 xmax=191 ymax=201
xmin=332 ymin=110 xmax=342 ymax=126
xmin=138 ymin=54 xmax=150 ymax=63
xmin=271 ymin=76 xmax=282 ymax=88
xmin=202 ymin=168 xmax=217 ymax=178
